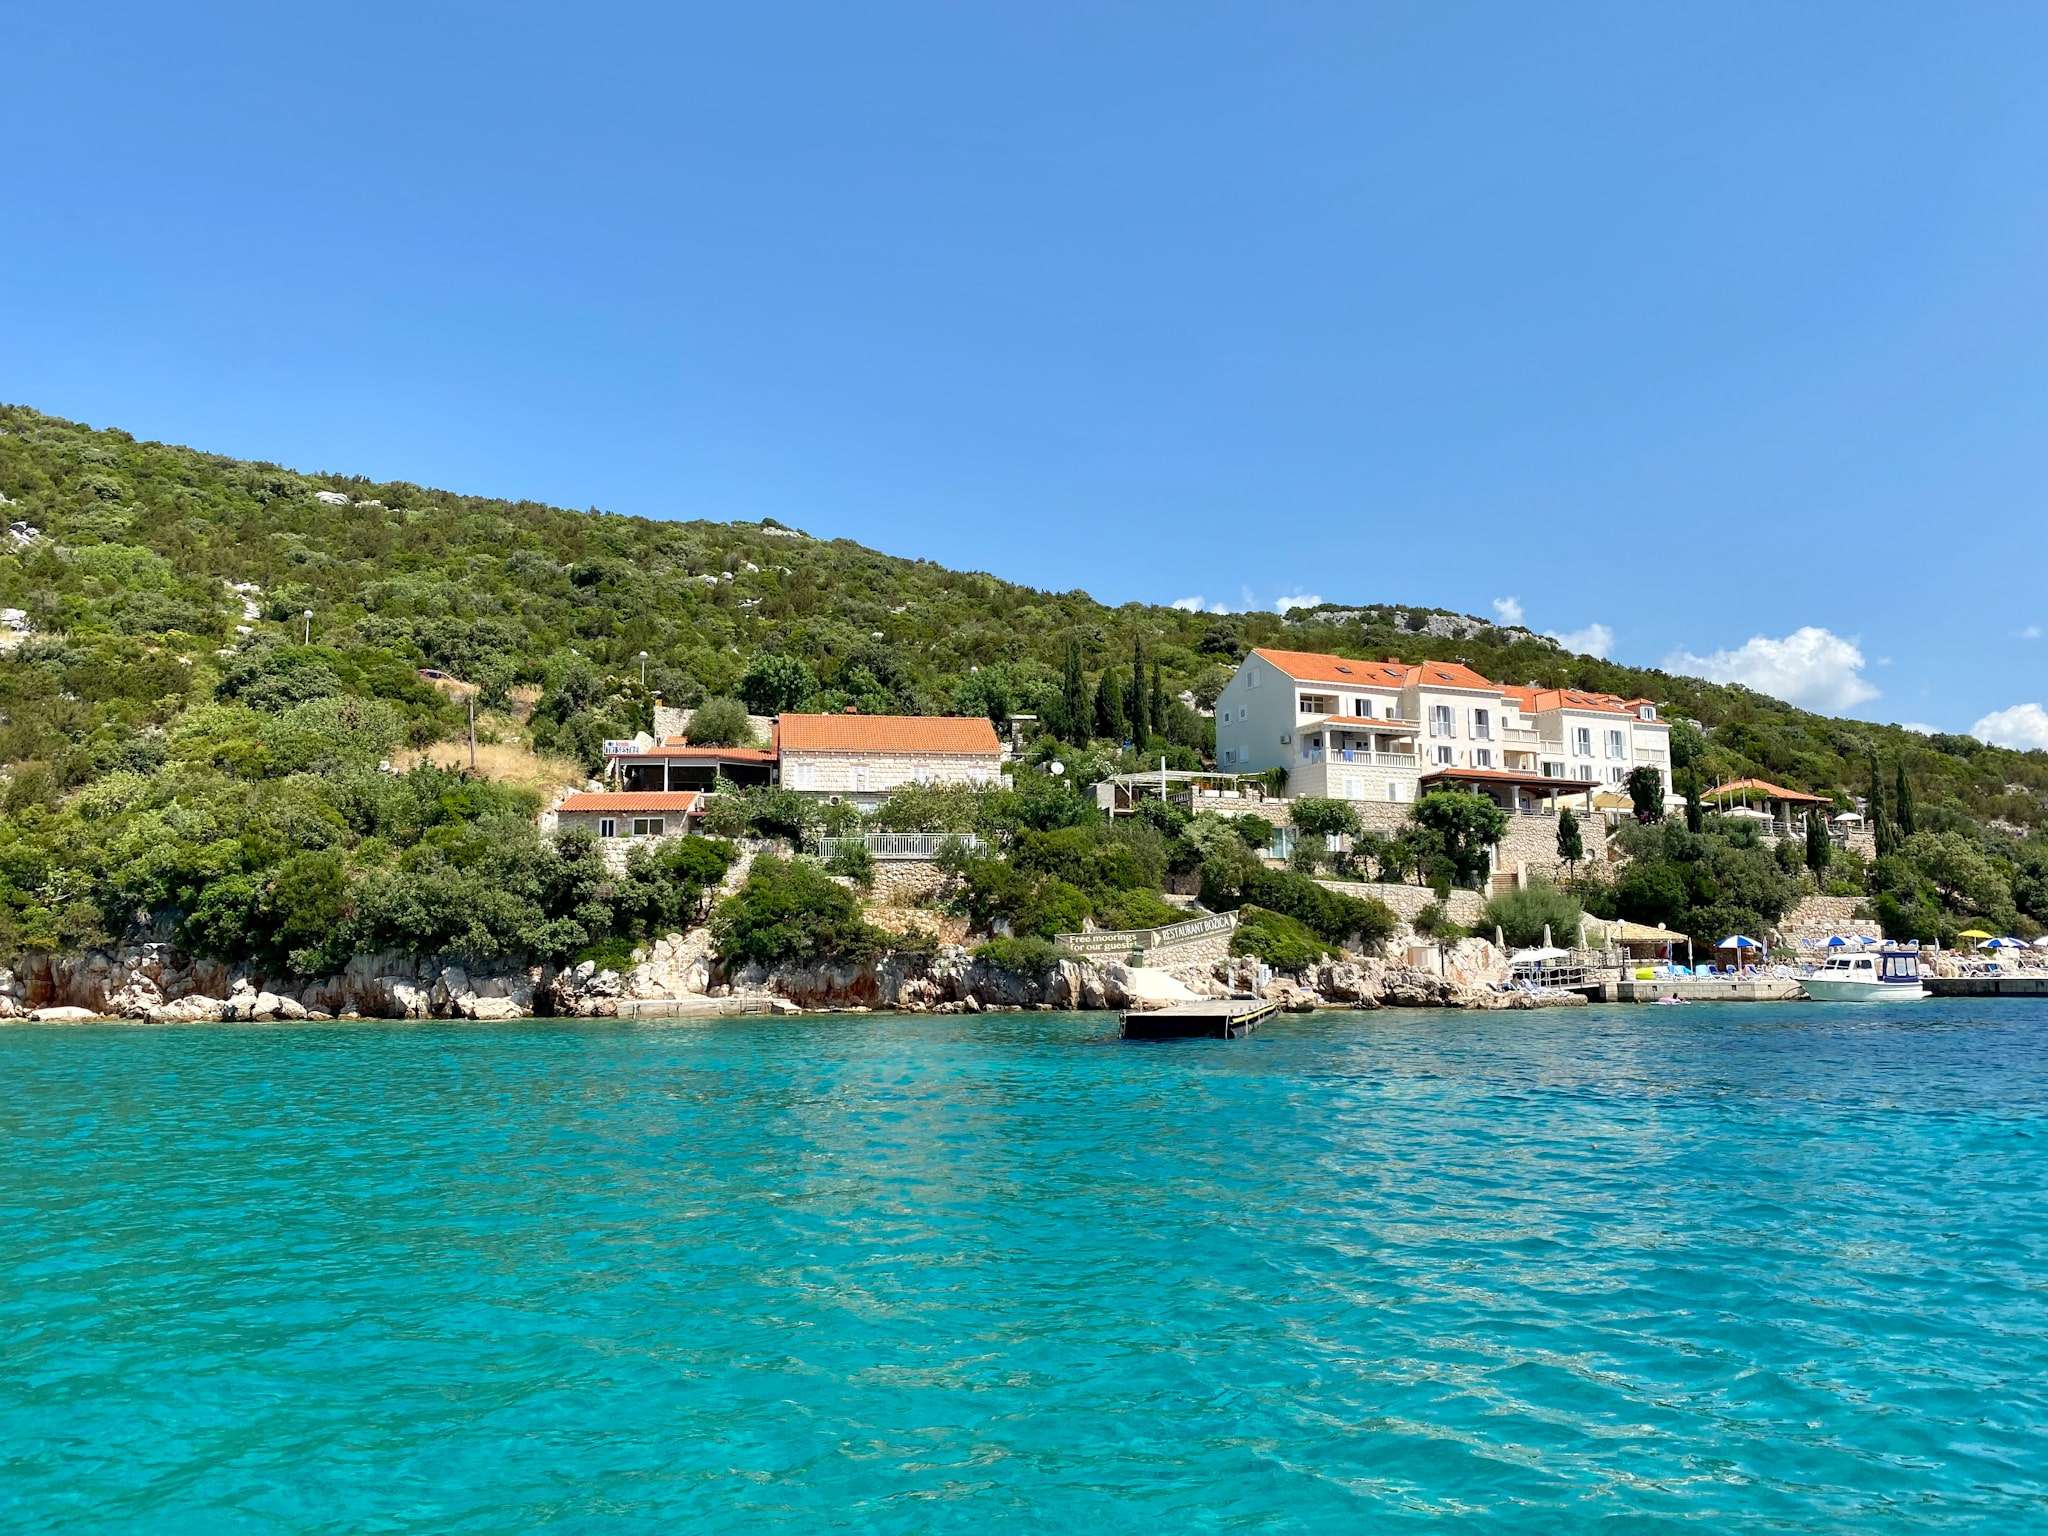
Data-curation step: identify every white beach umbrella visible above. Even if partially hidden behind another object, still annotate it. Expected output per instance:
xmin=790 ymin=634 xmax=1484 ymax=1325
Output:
xmin=1510 ymin=946 xmax=1568 ymax=965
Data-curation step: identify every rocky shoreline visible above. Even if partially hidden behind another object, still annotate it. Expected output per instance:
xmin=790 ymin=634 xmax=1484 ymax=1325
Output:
xmin=2 ymin=933 xmax=1581 ymax=1024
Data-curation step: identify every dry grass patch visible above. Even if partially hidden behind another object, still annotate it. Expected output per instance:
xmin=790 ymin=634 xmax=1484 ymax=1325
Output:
xmin=394 ymin=734 xmax=588 ymax=801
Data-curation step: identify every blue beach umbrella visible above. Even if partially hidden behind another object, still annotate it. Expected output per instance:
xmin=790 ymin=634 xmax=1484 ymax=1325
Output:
xmin=1825 ymin=935 xmax=1850 ymax=948
xmin=1718 ymin=935 xmax=1761 ymax=951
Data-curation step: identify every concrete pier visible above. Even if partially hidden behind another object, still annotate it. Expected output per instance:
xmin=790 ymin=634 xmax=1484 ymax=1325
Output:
xmin=1926 ymin=975 xmax=2048 ymax=999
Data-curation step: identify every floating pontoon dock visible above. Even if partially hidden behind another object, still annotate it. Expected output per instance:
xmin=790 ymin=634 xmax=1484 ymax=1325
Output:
xmin=1120 ymin=998 xmax=1279 ymax=1039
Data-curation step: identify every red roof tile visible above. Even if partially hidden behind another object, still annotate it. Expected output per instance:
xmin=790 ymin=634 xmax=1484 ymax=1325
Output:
xmin=777 ymin=713 xmax=1001 ymax=756
xmin=648 ymin=740 xmax=779 ymax=762
xmin=1704 ymin=777 xmax=1827 ymax=805
xmin=557 ymin=791 xmax=703 ymax=813
xmin=1250 ymin=648 xmax=1499 ymax=693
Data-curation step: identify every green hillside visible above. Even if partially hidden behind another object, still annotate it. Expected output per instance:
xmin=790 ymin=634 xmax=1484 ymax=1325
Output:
xmin=2 ymin=402 xmax=2045 ymax=959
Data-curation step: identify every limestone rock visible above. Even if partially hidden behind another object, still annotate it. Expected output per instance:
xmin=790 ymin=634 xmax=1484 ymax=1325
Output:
xmin=28 ymin=1005 xmax=100 ymax=1022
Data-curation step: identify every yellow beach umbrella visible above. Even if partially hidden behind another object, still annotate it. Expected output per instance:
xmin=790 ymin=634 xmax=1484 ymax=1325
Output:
xmin=1956 ymin=928 xmax=1993 ymax=941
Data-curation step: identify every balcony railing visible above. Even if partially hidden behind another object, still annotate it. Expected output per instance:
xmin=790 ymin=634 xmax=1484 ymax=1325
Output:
xmin=1500 ymin=726 xmax=1541 ymax=744
xmin=814 ymin=832 xmax=982 ymax=860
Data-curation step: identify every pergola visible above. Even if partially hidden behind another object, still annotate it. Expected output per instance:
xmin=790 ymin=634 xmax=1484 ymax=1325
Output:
xmin=1420 ymin=765 xmax=1597 ymax=816
xmin=1702 ymin=777 xmax=1829 ymax=834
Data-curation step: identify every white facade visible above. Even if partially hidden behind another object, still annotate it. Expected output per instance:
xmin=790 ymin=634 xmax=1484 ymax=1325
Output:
xmin=1214 ymin=650 xmax=1423 ymax=803
xmin=1217 ymin=649 xmax=1675 ymax=809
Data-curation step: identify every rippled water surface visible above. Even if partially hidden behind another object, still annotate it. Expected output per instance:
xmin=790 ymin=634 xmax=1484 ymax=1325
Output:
xmin=4 ymin=1003 xmax=2047 ymax=1532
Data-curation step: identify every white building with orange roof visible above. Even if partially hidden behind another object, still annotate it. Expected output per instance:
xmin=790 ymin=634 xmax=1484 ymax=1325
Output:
xmin=1499 ymin=685 xmax=1673 ymax=795
xmin=1214 ymin=648 xmax=1434 ymax=803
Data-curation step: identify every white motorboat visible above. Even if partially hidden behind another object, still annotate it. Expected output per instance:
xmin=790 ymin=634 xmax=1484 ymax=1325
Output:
xmin=1800 ymin=947 xmax=1927 ymax=1002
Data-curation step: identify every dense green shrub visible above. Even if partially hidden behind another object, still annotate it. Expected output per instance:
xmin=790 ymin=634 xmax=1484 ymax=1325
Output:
xmin=1230 ymin=906 xmax=1333 ymax=972
xmin=1476 ymin=882 xmax=1584 ymax=950
xmin=972 ymin=935 xmax=1067 ymax=976
xmin=824 ymin=839 xmax=876 ymax=888
xmin=684 ymin=696 xmax=754 ymax=746
xmin=710 ymin=855 xmax=883 ymax=969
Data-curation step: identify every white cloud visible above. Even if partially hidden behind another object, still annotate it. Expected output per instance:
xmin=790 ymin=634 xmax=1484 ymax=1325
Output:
xmin=2017 ymin=624 xmax=2042 ymax=641
xmin=1491 ymin=595 xmax=1524 ymax=626
xmin=1897 ymin=722 xmax=1938 ymax=735
xmin=1273 ymin=592 xmax=1323 ymax=614
xmin=1972 ymin=703 xmax=2048 ymax=751
xmin=1663 ymin=626 xmax=1880 ymax=713
xmin=1547 ymin=621 xmax=1614 ymax=659
xmin=1169 ymin=594 xmax=1231 ymax=614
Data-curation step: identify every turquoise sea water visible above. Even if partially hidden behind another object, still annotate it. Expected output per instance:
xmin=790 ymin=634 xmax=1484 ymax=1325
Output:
xmin=4 ymin=1003 xmax=2046 ymax=1532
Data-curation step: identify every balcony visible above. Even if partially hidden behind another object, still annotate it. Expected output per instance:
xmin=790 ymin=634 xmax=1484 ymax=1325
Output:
xmin=1634 ymin=747 xmax=1665 ymax=764
xmin=1500 ymin=726 xmax=1541 ymax=745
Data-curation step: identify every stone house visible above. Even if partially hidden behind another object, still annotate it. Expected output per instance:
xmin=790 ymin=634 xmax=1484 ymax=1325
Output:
xmin=777 ymin=713 xmax=1003 ymax=810
xmin=548 ymin=790 xmax=705 ymax=866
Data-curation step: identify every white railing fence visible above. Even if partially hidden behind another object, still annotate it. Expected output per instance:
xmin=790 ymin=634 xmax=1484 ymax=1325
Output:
xmin=814 ymin=832 xmax=984 ymax=861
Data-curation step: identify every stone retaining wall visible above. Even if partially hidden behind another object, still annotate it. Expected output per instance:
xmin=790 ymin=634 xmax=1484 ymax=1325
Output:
xmin=1315 ymin=879 xmax=1484 ymax=925
xmin=1780 ymin=893 xmax=1879 ymax=944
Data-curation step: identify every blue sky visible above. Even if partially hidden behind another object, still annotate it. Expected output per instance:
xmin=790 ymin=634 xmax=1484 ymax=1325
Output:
xmin=5 ymin=3 xmax=2046 ymax=741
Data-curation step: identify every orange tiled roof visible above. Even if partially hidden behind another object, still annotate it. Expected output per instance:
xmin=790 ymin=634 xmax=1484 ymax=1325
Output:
xmin=650 ymin=739 xmax=780 ymax=762
xmin=777 ymin=712 xmax=1001 ymax=756
xmin=558 ymin=791 xmax=703 ymax=813
xmin=1501 ymin=684 xmax=1637 ymax=718
xmin=1704 ymin=777 xmax=1827 ymax=805
xmin=1250 ymin=648 xmax=1497 ymax=693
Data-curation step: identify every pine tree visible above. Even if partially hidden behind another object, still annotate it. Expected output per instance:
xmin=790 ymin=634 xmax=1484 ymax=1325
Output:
xmin=1894 ymin=759 xmax=1916 ymax=837
xmin=1555 ymin=807 xmax=1584 ymax=873
xmin=1058 ymin=638 xmax=1089 ymax=742
xmin=1093 ymin=670 xmax=1125 ymax=741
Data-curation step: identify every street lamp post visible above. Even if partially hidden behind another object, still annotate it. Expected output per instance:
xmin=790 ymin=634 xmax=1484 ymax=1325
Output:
xmin=302 ymin=608 xmax=312 ymax=644
xmin=639 ymin=650 xmax=649 ymax=687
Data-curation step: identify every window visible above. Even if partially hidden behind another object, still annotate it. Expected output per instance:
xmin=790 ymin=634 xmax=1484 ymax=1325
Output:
xmin=1248 ymin=668 xmax=1261 ymax=689
xmin=1471 ymin=708 xmax=1491 ymax=740
xmin=1473 ymin=748 xmax=1492 ymax=768
xmin=1430 ymin=704 xmax=1455 ymax=737
xmin=1387 ymin=782 xmax=1400 ymax=801
xmin=631 ymin=817 xmax=665 ymax=837
xmin=599 ymin=817 xmax=616 ymax=838
xmin=1432 ymin=745 xmax=1454 ymax=765
xmin=1543 ymin=760 xmax=1564 ymax=779
xmin=1606 ymin=729 xmax=1625 ymax=759
xmin=1238 ymin=707 xmax=1247 ymax=722
xmin=1573 ymin=727 xmax=1592 ymax=756
xmin=1352 ymin=696 xmax=1374 ymax=718
xmin=1606 ymin=767 xmax=1626 ymax=786
xmin=1638 ymin=704 xmax=1656 ymax=721
xmin=1221 ymin=747 xmax=1235 ymax=765
xmin=1280 ymin=732 xmax=1291 ymax=744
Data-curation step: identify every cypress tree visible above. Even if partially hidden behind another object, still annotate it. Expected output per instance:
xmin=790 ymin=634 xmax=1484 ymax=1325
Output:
xmin=1058 ymin=638 xmax=1089 ymax=742
xmin=1805 ymin=806 xmax=1831 ymax=877
xmin=1093 ymin=670 xmax=1125 ymax=741
xmin=1126 ymin=634 xmax=1149 ymax=744
xmin=1555 ymin=807 xmax=1584 ymax=873
xmin=1684 ymin=769 xmax=1703 ymax=833
xmin=1894 ymin=759 xmax=1916 ymax=837
xmin=1868 ymin=749 xmax=1893 ymax=859
xmin=1149 ymin=661 xmax=1168 ymax=744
